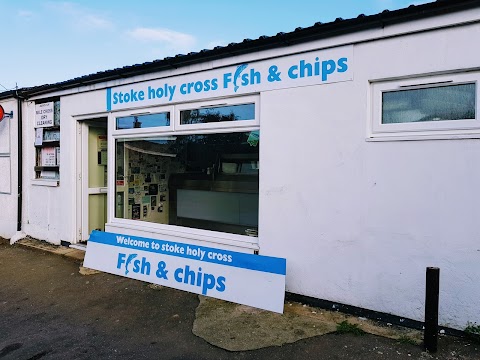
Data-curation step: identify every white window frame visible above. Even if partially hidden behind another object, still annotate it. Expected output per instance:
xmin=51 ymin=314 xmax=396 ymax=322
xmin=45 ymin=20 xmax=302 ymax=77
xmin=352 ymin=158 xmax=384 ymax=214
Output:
xmin=112 ymin=105 xmax=174 ymax=136
xmin=175 ymin=95 xmax=259 ymax=131
xmin=369 ymin=72 xmax=480 ymax=141
xmin=108 ymin=95 xmax=260 ymax=248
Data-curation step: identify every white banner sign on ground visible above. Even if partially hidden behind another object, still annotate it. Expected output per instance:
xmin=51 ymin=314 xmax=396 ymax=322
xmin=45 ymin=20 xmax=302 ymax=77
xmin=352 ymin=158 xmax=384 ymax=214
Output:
xmin=83 ymin=231 xmax=287 ymax=313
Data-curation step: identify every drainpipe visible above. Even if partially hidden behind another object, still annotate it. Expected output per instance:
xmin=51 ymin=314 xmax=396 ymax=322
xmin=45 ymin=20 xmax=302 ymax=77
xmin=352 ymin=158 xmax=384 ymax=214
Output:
xmin=14 ymin=91 xmax=24 ymax=233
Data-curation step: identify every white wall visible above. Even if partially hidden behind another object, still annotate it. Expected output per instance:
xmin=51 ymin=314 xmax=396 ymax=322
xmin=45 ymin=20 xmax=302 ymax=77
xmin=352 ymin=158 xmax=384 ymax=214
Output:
xmin=259 ymin=22 xmax=480 ymax=329
xmin=21 ymin=92 xmax=107 ymax=244
xmin=18 ymin=8 xmax=480 ymax=329
xmin=0 ymin=99 xmax=18 ymax=238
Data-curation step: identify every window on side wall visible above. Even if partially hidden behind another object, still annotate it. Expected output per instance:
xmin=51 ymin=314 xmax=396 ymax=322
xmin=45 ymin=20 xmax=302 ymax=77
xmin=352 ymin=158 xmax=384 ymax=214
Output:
xmin=370 ymin=72 xmax=480 ymax=140
xmin=113 ymin=96 xmax=260 ymax=239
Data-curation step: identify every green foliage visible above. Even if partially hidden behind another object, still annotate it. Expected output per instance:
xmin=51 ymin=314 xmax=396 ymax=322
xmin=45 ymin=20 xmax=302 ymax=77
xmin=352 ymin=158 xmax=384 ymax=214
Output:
xmin=336 ymin=320 xmax=366 ymax=336
xmin=465 ymin=322 xmax=480 ymax=343
xmin=397 ymin=335 xmax=417 ymax=345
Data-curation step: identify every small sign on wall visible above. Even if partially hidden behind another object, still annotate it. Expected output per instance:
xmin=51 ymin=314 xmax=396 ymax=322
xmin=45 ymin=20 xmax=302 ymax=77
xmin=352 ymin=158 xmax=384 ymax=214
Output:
xmin=35 ymin=102 xmax=54 ymax=128
xmin=41 ymin=147 xmax=56 ymax=166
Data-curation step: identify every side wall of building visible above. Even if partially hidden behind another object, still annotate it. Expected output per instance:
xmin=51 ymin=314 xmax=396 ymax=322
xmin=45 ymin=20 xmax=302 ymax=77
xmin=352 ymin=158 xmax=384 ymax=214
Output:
xmin=259 ymin=22 xmax=480 ymax=329
xmin=0 ymin=99 xmax=18 ymax=239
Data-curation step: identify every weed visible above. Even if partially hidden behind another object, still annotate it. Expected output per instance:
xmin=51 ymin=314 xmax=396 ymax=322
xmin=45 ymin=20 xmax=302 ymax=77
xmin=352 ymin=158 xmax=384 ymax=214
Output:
xmin=397 ymin=335 xmax=417 ymax=345
xmin=465 ymin=322 xmax=480 ymax=343
xmin=336 ymin=320 xmax=365 ymax=336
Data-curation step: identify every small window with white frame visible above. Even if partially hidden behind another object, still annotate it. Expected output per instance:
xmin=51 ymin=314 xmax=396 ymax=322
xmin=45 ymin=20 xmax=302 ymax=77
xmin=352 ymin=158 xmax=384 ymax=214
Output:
xmin=175 ymin=95 xmax=259 ymax=131
xmin=113 ymin=105 xmax=174 ymax=135
xmin=370 ymin=72 xmax=479 ymax=140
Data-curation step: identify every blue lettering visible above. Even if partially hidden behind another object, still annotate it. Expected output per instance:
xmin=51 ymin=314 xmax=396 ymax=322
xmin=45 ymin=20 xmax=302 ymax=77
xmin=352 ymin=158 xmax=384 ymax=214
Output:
xmin=201 ymin=274 xmax=216 ymax=295
xmin=322 ymin=60 xmax=336 ymax=81
xmin=184 ymin=265 xmax=196 ymax=285
xmin=133 ymin=259 xmax=140 ymax=273
xmin=156 ymin=87 xmax=164 ymax=98
xmin=124 ymin=93 xmax=130 ymax=103
xmin=223 ymin=73 xmax=232 ymax=88
xmin=299 ymin=60 xmax=312 ymax=78
xmin=288 ymin=65 xmax=298 ymax=79
xmin=337 ymin=57 xmax=348 ymax=73
xmin=141 ymin=257 xmax=151 ymax=275
xmin=113 ymin=92 xmax=119 ymax=104
xmin=138 ymin=90 xmax=144 ymax=101
xmin=314 ymin=57 xmax=320 ymax=76
xmin=129 ymin=89 xmax=138 ymax=102
xmin=174 ymin=267 xmax=183 ymax=282
xmin=117 ymin=253 xmax=126 ymax=269
xmin=180 ymin=83 xmax=187 ymax=95
xmin=216 ymin=276 xmax=226 ymax=292
xmin=194 ymin=81 xmax=203 ymax=93
xmin=211 ymin=78 xmax=218 ymax=90
xmin=241 ymin=73 xmax=249 ymax=86
xmin=168 ymin=85 xmax=176 ymax=101
xmin=204 ymin=79 xmax=211 ymax=91
xmin=148 ymin=86 xmax=155 ymax=99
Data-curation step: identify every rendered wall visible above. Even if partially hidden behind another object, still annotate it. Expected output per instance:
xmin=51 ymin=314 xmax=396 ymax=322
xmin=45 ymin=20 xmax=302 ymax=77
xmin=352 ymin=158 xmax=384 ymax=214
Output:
xmin=259 ymin=22 xmax=480 ymax=329
xmin=0 ymin=99 xmax=18 ymax=239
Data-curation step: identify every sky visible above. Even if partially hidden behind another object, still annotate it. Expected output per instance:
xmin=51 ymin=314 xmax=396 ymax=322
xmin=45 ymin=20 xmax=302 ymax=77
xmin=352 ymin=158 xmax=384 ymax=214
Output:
xmin=0 ymin=0 xmax=429 ymax=91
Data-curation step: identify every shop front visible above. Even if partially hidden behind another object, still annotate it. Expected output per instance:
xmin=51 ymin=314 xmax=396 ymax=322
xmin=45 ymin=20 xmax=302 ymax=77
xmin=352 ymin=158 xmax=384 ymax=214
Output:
xmin=1 ymin=0 xmax=480 ymax=330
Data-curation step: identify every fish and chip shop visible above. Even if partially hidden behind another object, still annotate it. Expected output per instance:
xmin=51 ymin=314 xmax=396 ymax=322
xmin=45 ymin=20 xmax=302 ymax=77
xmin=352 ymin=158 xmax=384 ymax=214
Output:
xmin=1 ymin=0 xmax=480 ymax=330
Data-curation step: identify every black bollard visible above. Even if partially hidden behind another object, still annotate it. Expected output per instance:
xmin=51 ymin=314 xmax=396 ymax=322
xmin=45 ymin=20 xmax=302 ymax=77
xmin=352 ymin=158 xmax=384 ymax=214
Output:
xmin=424 ymin=267 xmax=440 ymax=352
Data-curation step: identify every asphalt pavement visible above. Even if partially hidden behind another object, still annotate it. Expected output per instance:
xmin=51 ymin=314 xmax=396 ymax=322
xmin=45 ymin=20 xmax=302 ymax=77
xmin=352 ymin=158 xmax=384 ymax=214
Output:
xmin=0 ymin=238 xmax=478 ymax=360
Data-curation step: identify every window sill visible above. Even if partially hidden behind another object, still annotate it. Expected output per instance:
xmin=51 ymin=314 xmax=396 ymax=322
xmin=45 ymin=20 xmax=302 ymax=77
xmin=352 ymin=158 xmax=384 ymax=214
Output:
xmin=31 ymin=179 xmax=59 ymax=187
xmin=106 ymin=219 xmax=260 ymax=252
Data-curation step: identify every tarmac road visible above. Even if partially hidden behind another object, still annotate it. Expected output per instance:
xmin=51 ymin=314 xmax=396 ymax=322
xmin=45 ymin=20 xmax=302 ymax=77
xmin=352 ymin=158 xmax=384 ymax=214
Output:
xmin=0 ymin=238 xmax=478 ymax=360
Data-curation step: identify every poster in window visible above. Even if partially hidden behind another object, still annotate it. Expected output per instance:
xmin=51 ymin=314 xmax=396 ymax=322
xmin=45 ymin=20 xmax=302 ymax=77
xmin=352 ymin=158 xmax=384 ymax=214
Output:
xmin=148 ymin=184 xmax=158 ymax=195
xmin=41 ymin=147 xmax=56 ymax=166
xmin=132 ymin=204 xmax=140 ymax=220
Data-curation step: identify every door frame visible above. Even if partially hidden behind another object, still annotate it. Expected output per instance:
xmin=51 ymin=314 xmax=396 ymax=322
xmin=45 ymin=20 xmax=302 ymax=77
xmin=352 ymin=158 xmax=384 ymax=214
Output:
xmin=75 ymin=116 xmax=108 ymax=243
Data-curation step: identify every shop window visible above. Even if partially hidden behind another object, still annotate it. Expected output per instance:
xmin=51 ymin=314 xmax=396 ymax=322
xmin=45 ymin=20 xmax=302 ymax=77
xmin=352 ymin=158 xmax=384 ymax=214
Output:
xmin=370 ymin=72 xmax=480 ymax=140
xmin=180 ymin=103 xmax=255 ymax=125
xmin=114 ymin=131 xmax=259 ymax=237
xmin=175 ymin=96 xmax=259 ymax=130
xmin=34 ymin=100 xmax=60 ymax=180
xmin=116 ymin=111 xmax=170 ymax=130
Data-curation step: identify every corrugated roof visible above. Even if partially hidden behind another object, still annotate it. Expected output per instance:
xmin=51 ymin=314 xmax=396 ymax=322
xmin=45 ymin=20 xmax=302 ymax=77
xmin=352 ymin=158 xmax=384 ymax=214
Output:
xmin=1 ymin=0 xmax=479 ymax=100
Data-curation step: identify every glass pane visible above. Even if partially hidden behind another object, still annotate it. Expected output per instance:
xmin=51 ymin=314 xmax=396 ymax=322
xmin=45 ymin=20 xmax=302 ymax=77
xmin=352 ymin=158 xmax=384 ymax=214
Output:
xmin=382 ymin=83 xmax=475 ymax=124
xmin=115 ymin=131 xmax=259 ymax=236
xmin=180 ymin=103 xmax=255 ymax=125
xmin=116 ymin=112 xmax=170 ymax=130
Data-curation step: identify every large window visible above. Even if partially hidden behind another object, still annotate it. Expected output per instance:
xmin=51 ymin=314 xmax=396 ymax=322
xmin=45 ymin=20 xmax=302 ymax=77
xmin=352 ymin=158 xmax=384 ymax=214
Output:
xmin=370 ymin=72 xmax=480 ymax=140
xmin=113 ymin=97 xmax=260 ymax=238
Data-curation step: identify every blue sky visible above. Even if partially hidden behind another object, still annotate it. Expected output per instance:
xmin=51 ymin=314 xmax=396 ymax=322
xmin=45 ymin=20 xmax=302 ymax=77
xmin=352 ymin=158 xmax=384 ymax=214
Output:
xmin=1 ymin=0 xmax=428 ymax=90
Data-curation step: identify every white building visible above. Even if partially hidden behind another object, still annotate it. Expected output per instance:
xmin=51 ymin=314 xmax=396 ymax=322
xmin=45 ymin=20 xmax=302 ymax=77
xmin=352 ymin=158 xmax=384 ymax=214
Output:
xmin=1 ymin=0 xmax=479 ymax=331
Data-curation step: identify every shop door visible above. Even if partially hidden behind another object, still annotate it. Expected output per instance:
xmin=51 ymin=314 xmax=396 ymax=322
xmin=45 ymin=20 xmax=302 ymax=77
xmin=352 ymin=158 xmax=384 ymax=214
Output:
xmin=79 ymin=119 xmax=108 ymax=242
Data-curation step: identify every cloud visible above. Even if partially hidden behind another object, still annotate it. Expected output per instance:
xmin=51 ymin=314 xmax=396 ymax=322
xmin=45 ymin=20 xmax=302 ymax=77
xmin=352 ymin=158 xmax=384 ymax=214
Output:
xmin=17 ymin=10 xmax=35 ymax=19
xmin=127 ymin=28 xmax=196 ymax=52
xmin=45 ymin=2 xmax=113 ymax=30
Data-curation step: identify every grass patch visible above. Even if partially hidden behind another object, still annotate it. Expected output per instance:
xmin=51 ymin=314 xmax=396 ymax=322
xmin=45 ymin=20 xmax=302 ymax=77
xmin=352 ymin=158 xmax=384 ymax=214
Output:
xmin=336 ymin=320 xmax=366 ymax=336
xmin=465 ymin=322 xmax=480 ymax=343
xmin=397 ymin=335 xmax=417 ymax=345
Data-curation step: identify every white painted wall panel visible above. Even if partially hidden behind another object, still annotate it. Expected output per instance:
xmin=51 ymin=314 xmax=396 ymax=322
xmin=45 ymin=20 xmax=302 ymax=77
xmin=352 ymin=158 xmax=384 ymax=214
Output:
xmin=0 ymin=99 xmax=17 ymax=238
xmin=0 ymin=157 xmax=11 ymax=194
